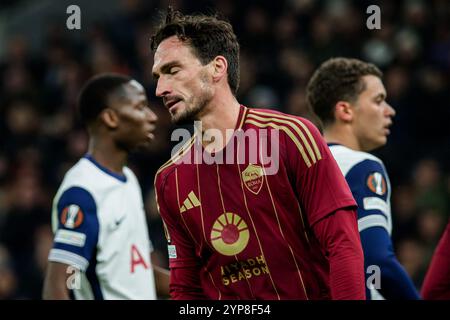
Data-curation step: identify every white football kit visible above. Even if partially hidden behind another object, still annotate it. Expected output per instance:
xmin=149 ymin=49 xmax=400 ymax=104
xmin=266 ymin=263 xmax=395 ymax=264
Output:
xmin=48 ymin=155 xmax=156 ymax=300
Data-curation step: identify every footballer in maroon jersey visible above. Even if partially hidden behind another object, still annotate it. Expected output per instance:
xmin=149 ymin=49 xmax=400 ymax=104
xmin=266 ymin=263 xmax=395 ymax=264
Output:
xmin=151 ymin=8 xmax=365 ymax=300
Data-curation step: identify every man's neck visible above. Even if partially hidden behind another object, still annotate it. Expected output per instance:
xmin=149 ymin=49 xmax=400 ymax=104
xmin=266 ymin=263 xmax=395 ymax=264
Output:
xmin=87 ymin=136 xmax=128 ymax=175
xmin=323 ymin=125 xmax=362 ymax=151
xmin=197 ymin=94 xmax=241 ymax=152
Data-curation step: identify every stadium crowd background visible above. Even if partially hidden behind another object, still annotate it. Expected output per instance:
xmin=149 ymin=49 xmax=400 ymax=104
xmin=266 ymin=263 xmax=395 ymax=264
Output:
xmin=0 ymin=0 xmax=448 ymax=299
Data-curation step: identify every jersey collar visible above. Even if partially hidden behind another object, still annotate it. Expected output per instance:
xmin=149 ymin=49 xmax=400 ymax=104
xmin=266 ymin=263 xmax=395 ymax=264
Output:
xmin=327 ymin=143 xmax=342 ymax=147
xmin=83 ymin=154 xmax=127 ymax=183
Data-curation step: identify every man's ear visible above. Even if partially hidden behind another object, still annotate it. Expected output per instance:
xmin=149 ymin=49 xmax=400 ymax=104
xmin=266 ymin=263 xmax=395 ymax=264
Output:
xmin=334 ymin=101 xmax=354 ymax=123
xmin=211 ymin=56 xmax=228 ymax=83
xmin=100 ymin=108 xmax=119 ymax=129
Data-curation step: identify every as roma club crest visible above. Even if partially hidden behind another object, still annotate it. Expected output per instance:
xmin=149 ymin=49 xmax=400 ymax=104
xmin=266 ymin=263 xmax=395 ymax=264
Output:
xmin=242 ymin=164 xmax=264 ymax=195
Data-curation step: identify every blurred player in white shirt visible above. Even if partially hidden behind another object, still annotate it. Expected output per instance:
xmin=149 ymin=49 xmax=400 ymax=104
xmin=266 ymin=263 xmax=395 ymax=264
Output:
xmin=43 ymin=73 xmax=169 ymax=299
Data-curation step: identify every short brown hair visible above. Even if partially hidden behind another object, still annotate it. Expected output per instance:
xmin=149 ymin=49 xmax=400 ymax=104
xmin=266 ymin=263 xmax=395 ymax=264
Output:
xmin=151 ymin=8 xmax=240 ymax=94
xmin=78 ymin=73 xmax=132 ymax=125
xmin=306 ymin=57 xmax=382 ymax=125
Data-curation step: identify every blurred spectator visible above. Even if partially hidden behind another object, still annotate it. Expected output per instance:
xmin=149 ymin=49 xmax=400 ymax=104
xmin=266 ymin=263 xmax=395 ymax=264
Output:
xmin=413 ymin=158 xmax=448 ymax=215
xmin=392 ymin=185 xmax=418 ymax=243
xmin=246 ymin=85 xmax=280 ymax=109
xmin=417 ymin=208 xmax=446 ymax=247
xmin=396 ymin=238 xmax=426 ymax=288
xmin=0 ymin=246 xmax=18 ymax=299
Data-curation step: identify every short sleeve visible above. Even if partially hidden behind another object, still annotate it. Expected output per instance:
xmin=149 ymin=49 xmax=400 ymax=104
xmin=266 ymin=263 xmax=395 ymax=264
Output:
xmin=48 ymin=186 xmax=99 ymax=271
xmin=345 ymin=159 xmax=391 ymax=233
xmin=286 ymin=117 xmax=357 ymax=226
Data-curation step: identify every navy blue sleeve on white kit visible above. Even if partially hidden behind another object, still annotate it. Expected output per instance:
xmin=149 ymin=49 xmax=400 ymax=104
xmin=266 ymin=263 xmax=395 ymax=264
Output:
xmin=346 ymin=159 xmax=420 ymax=300
xmin=48 ymin=186 xmax=99 ymax=272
